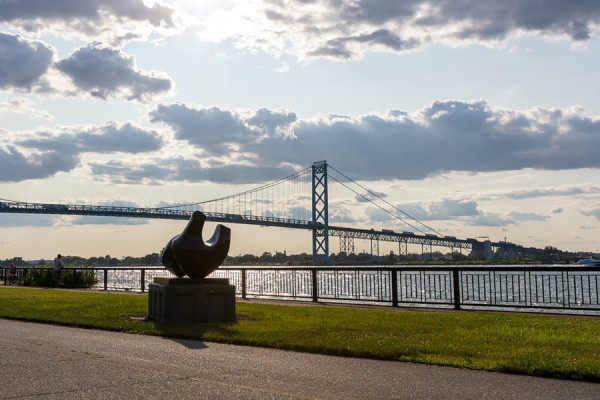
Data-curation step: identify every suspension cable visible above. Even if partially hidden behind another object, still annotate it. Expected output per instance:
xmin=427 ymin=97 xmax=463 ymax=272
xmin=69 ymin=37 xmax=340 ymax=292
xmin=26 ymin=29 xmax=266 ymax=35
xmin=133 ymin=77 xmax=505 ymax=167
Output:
xmin=328 ymin=165 xmax=443 ymax=236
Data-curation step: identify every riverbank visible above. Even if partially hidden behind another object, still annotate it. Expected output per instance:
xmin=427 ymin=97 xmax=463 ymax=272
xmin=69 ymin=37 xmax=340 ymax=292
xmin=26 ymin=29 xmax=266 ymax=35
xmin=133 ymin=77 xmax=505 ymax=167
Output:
xmin=1 ymin=286 xmax=599 ymax=382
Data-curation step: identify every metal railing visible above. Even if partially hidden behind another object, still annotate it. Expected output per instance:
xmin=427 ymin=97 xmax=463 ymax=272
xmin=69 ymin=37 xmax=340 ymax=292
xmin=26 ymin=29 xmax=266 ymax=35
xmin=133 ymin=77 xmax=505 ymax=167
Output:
xmin=3 ymin=265 xmax=600 ymax=313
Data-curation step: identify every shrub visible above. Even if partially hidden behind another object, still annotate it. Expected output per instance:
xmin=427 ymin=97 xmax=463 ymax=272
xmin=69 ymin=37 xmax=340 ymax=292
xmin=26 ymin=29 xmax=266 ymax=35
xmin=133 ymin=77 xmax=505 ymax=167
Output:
xmin=23 ymin=264 xmax=98 ymax=288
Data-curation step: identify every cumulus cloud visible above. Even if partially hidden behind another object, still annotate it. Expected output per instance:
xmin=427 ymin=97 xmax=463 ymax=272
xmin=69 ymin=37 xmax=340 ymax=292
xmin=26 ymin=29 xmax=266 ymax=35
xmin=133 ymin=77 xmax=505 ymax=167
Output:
xmin=1 ymin=121 xmax=164 ymax=183
xmin=81 ymin=99 xmax=600 ymax=184
xmin=200 ymin=0 xmax=600 ymax=60
xmin=55 ymin=44 xmax=174 ymax=101
xmin=0 ymin=213 xmax=55 ymax=228
xmin=581 ymin=209 xmax=600 ymax=220
xmin=329 ymin=207 xmax=356 ymax=223
xmin=17 ymin=122 xmax=164 ymax=154
xmin=393 ymin=199 xmax=480 ymax=221
xmin=467 ymin=213 xmax=516 ymax=227
xmin=355 ymin=190 xmax=388 ymax=203
xmin=88 ymin=157 xmax=298 ymax=185
xmin=0 ymin=145 xmax=79 ymax=182
xmin=7 ymin=99 xmax=600 ymax=186
xmin=478 ymin=185 xmax=600 ymax=201
xmin=578 ymin=225 xmax=596 ymax=230
xmin=508 ymin=211 xmax=549 ymax=222
xmin=150 ymin=103 xmax=294 ymax=155
xmin=0 ymin=98 xmax=53 ymax=120
xmin=364 ymin=207 xmax=395 ymax=223
xmin=0 ymin=0 xmax=176 ymax=43
xmin=0 ymin=33 xmax=174 ymax=101
xmin=247 ymin=108 xmax=297 ymax=136
xmin=0 ymin=33 xmax=54 ymax=91
xmin=71 ymin=216 xmax=148 ymax=225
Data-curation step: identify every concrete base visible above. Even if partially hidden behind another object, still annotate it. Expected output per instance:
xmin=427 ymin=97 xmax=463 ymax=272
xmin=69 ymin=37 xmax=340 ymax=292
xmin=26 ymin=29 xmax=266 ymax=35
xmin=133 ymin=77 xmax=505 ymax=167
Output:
xmin=148 ymin=277 xmax=236 ymax=323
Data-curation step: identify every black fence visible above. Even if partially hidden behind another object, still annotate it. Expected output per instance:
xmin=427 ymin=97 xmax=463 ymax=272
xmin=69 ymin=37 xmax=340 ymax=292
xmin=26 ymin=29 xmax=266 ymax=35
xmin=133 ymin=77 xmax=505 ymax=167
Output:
xmin=3 ymin=265 xmax=600 ymax=313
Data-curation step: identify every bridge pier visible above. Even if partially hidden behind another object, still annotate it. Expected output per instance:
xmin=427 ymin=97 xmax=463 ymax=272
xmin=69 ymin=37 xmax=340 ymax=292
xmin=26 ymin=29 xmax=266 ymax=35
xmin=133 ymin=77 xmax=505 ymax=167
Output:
xmin=422 ymin=243 xmax=433 ymax=261
xmin=398 ymin=240 xmax=408 ymax=259
xmin=339 ymin=235 xmax=354 ymax=256
xmin=370 ymin=238 xmax=379 ymax=259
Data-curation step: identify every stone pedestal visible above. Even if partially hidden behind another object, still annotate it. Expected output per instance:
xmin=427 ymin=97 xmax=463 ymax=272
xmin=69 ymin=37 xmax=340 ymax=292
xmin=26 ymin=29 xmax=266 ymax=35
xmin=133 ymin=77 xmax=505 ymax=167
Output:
xmin=148 ymin=277 xmax=236 ymax=322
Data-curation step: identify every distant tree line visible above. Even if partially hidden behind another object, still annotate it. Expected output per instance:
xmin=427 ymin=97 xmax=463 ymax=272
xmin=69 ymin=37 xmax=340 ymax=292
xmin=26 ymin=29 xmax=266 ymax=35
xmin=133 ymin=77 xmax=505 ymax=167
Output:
xmin=1 ymin=253 xmax=162 ymax=268
xmin=0 ymin=245 xmax=582 ymax=267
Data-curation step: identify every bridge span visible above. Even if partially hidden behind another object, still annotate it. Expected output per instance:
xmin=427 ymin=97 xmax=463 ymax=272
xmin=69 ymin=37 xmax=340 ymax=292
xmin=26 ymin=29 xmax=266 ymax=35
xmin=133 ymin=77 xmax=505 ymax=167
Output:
xmin=0 ymin=161 xmax=568 ymax=262
xmin=0 ymin=199 xmax=550 ymax=261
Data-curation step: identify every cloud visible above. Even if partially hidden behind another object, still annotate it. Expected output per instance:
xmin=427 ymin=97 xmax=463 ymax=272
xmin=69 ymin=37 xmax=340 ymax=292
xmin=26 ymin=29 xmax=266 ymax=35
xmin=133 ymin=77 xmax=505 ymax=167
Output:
xmin=6 ymin=99 xmax=600 ymax=186
xmin=246 ymin=101 xmax=600 ymax=181
xmin=17 ymin=121 xmax=164 ymax=154
xmin=1 ymin=121 xmax=164 ymax=183
xmin=71 ymin=216 xmax=148 ymax=226
xmin=552 ymin=208 xmax=564 ymax=214
xmin=85 ymin=99 xmax=600 ymax=184
xmin=391 ymin=199 xmax=480 ymax=221
xmin=467 ymin=213 xmax=516 ymax=227
xmin=364 ymin=207 xmax=395 ymax=223
xmin=0 ymin=33 xmax=174 ymax=102
xmin=55 ymin=44 xmax=174 ymax=101
xmin=247 ymin=108 xmax=297 ymax=136
xmin=581 ymin=209 xmax=600 ymax=220
xmin=0 ymin=98 xmax=53 ymax=120
xmin=150 ymin=103 xmax=260 ymax=155
xmin=0 ymin=213 xmax=55 ymax=227
xmin=150 ymin=103 xmax=288 ymax=155
xmin=508 ymin=211 xmax=549 ymax=222
xmin=355 ymin=190 xmax=388 ymax=203
xmin=0 ymin=145 xmax=79 ymax=182
xmin=88 ymin=157 xmax=299 ymax=185
xmin=0 ymin=0 xmax=176 ymax=43
xmin=329 ymin=207 xmax=356 ymax=223
xmin=0 ymin=33 xmax=55 ymax=91
xmin=200 ymin=0 xmax=600 ymax=60
xmin=578 ymin=225 xmax=596 ymax=230
xmin=500 ymin=186 xmax=600 ymax=200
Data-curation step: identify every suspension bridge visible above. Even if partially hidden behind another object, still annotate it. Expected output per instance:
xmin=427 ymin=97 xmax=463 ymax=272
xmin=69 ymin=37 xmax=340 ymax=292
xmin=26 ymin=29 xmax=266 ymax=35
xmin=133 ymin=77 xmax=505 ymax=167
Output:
xmin=0 ymin=161 xmax=557 ymax=263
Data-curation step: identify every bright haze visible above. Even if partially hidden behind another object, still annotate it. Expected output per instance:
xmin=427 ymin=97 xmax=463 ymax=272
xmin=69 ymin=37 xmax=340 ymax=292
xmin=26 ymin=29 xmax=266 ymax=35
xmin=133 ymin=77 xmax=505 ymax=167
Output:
xmin=1 ymin=0 xmax=600 ymax=260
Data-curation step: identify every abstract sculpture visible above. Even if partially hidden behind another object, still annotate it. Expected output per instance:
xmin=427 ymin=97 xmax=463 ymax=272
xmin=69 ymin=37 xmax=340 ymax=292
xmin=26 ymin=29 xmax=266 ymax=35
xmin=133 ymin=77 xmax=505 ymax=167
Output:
xmin=161 ymin=211 xmax=231 ymax=279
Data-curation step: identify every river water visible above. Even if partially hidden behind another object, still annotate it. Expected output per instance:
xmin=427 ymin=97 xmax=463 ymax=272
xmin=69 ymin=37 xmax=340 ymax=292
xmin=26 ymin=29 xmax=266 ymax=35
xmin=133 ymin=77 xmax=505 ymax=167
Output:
xmin=92 ymin=265 xmax=600 ymax=316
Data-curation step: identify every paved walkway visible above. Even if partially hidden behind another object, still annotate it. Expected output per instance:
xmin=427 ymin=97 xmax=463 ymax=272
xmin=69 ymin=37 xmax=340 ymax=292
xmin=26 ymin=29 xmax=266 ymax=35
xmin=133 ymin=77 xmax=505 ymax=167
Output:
xmin=0 ymin=319 xmax=598 ymax=399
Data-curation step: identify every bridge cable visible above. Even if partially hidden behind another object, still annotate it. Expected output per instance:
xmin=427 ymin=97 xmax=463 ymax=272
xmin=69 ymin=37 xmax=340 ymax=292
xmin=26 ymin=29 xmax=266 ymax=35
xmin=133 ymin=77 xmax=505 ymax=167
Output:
xmin=328 ymin=165 xmax=444 ymax=237
xmin=157 ymin=167 xmax=312 ymax=209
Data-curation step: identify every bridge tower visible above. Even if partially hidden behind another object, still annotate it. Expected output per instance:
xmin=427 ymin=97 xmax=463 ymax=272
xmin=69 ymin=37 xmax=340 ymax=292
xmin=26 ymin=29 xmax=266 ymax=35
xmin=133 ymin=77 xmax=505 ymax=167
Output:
xmin=312 ymin=160 xmax=329 ymax=263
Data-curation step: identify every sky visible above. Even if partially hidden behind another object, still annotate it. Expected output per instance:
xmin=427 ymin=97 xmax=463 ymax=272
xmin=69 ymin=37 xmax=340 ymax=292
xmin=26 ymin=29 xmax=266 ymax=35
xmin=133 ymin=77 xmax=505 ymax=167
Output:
xmin=1 ymin=0 xmax=600 ymax=261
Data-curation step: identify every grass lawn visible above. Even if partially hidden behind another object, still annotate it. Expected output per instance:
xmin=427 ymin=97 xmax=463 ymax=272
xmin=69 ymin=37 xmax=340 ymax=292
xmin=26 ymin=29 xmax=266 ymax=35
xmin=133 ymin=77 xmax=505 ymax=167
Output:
xmin=1 ymin=287 xmax=599 ymax=382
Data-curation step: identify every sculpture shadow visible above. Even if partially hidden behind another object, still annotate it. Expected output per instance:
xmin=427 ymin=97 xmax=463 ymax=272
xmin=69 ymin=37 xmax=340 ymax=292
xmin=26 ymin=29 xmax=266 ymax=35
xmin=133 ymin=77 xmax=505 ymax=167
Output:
xmin=161 ymin=337 xmax=209 ymax=350
xmin=148 ymin=319 xmax=241 ymax=344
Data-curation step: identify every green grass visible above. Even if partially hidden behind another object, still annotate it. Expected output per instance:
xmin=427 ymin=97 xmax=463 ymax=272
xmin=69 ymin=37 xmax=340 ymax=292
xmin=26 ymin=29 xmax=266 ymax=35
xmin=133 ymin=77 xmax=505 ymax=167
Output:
xmin=1 ymin=287 xmax=599 ymax=382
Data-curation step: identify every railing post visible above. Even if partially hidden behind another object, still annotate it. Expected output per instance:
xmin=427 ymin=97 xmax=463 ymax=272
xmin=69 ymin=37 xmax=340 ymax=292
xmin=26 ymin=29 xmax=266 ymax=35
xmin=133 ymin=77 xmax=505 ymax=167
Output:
xmin=141 ymin=269 xmax=145 ymax=293
xmin=452 ymin=269 xmax=461 ymax=310
xmin=3 ymin=268 xmax=5 ymax=285
xmin=104 ymin=269 xmax=108 ymax=290
xmin=241 ymin=269 xmax=247 ymax=299
xmin=391 ymin=269 xmax=398 ymax=307
xmin=73 ymin=268 xmax=77 ymax=287
xmin=311 ymin=269 xmax=318 ymax=302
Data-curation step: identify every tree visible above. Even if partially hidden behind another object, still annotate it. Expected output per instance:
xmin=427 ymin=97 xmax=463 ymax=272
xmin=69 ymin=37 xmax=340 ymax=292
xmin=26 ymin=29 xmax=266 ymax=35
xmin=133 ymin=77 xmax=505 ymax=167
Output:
xmin=451 ymin=253 xmax=468 ymax=262
xmin=543 ymin=246 xmax=558 ymax=258
xmin=142 ymin=253 xmax=160 ymax=265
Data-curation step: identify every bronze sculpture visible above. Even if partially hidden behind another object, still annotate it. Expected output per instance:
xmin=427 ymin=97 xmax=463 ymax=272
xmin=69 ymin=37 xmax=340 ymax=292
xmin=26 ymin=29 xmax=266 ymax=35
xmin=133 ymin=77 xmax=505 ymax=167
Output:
xmin=161 ymin=211 xmax=231 ymax=279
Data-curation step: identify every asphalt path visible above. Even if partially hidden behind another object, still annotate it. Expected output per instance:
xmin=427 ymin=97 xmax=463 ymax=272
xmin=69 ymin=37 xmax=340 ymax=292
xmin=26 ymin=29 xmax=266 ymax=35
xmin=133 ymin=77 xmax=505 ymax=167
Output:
xmin=0 ymin=319 xmax=598 ymax=399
